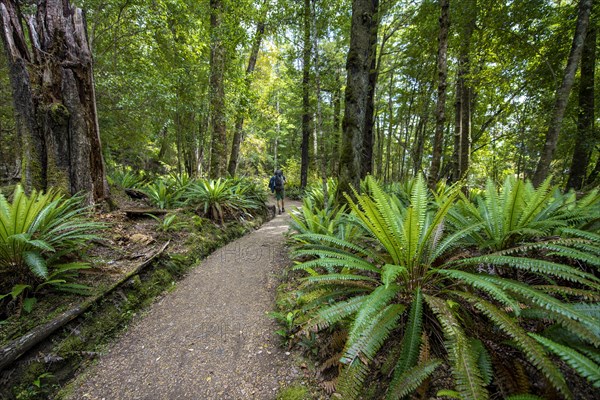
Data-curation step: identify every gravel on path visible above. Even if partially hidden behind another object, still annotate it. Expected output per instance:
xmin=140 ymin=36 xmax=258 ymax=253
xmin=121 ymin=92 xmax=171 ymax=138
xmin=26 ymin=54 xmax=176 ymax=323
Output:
xmin=67 ymin=204 xmax=301 ymax=400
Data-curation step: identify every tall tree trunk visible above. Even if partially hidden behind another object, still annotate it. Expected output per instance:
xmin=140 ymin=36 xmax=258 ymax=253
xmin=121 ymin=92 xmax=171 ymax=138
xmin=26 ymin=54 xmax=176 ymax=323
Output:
xmin=209 ymin=0 xmax=227 ymax=178
xmin=361 ymin=0 xmax=380 ymax=178
xmin=227 ymin=5 xmax=266 ymax=177
xmin=452 ymin=2 xmax=475 ymax=182
xmin=376 ymin=112 xmax=384 ymax=178
xmin=567 ymin=22 xmax=595 ymax=190
xmin=428 ymin=0 xmax=449 ymax=187
xmin=330 ymin=72 xmax=342 ymax=176
xmin=300 ymin=0 xmax=311 ymax=189
xmin=384 ymin=72 xmax=394 ymax=182
xmin=0 ymin=0 xmax=108 ymax=203
xmin=587 ymin=157 xmax=600 ymax=185
xmin=337 ymin=0 xmax=378 ymax=201
xmin=311 ymin=0 xmax=328 ymax=208
xmin=533 ymin=0 xmax=592 ymax=186
xmin=413 ymin=107 xmax=429 ymax=177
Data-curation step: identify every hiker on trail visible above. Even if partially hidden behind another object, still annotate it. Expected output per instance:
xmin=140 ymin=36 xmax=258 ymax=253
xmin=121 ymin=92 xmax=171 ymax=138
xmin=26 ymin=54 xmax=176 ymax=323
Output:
xmin=269 ymin=169 xmax=286 ymax=214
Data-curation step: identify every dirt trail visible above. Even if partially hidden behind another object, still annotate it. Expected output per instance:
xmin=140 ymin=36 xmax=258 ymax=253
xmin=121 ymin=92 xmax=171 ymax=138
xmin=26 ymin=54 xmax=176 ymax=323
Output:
xmin=67 ymin=202 xmax=301 ymax=400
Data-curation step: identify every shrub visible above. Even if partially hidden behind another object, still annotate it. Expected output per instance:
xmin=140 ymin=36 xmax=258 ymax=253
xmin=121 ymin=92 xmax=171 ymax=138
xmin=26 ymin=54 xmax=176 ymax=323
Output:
xmin=185 ymin=178 xmax=264 ymax=223
xmin=0 ymin=186 xmax=104 ymax=312
xmin=107 ymin=170 xmax=146 ymax=189
xmin=142 ymin=178 xmax=182 ymax=209
xmin=289 ymin=176 xmax=600 ymax=399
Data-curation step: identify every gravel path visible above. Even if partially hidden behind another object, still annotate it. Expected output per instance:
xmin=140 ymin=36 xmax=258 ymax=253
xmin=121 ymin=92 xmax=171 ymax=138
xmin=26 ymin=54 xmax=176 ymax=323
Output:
xmin=68 ymin=204 xmax=301 ymax=400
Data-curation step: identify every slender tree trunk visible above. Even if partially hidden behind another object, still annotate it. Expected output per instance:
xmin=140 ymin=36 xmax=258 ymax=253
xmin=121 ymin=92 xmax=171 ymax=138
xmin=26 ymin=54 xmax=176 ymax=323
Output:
xmin=413 ymin=107 xmax=429 ymax=177
xmin=384 ymin=72 xmax=394 ymax=182
xmin=337 ymin=0 xmax=378 ymax=201
xmin=376 ymin=112 xmax=384 ymax=178
xmin=331 ymin=73 xmax=342 ymax=176
xmin=227 ymin=6 xmax=266 ymax=177
xmin=533 ymin=0 xmax=592 ymax=186
xmin=587 ymin=157 xmax=600 ymax=185
xmin=567 ymin=22 xmax=595 ymax=190
xmin=209 ymin=0 xmax=227 ymax=178
xmin=311 ymin=0 xmax=328 ymax=208
xmin=451 ymin=3 xmax=475 ymax=182
xmin=300 ymin=0 xmax=311 ymax=189
xmin=361 ymin=0 xmax=380 ymax=178
xmin=0 ymin=0 xmax=108 ymax=203
xmin=428 ymin=0 xmax=449 ymax=187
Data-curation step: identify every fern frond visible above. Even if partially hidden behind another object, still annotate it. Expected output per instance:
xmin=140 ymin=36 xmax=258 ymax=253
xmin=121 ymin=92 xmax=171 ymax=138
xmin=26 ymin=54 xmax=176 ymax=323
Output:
xmin=293 ymin=251 xmax=379 ymax=273
xmin=348 ymin=284 xmax=400 ymax=339
xmin=386 ymin=358 xmax=442 ymax=400
xmin=551 ymin=313 xmax=600 ymax=347
xmin=382 ymin=264 xmax=407 ymax=287
xmin=336 ymin=357 xmax=369 ymax=400
xmin=533 ymin=285 xmax=600 ymax=302
xmin=517 ymin=176 xmax=553 ymax=227
xmin=341 ymin=303 xmax=404 ymax=365
xmin=530 ymin=333 xmax=600 ymax=388
xmin=425 ymin=295 xmax=488 ymax=400
xmin=430 ymin=222 xmax=483 ymax=262
xmin=456 ymin=255 xmax=600 ymax=287
xmin=560 ymin=228 xmax=600 ymax=242
xmin=303 ymin=273 xmax=378 ymax=285
xmin=302 ymin=295 xmax=368 ymax=333
xmin=394 ymin=288 xmax=423 ymax=375
xmin=437 ymin=269 xmax=521 ymax=314
xmin=469 ymin=339 xmax=493 ymax=386
xmin=458 ymin=292 xmax=572 ymax=399
xmin=292 ymin=233 xmax=382 ymax=261
xmin=480 ymin=275 xmax=597 ymax=331
xmin=299 ymin=287 xmax=370 ymax=311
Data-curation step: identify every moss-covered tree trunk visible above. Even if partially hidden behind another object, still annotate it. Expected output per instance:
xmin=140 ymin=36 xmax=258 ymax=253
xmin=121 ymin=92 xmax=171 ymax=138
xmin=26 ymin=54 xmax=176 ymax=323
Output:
xmin=0 ymin=0 xmax=108 ymax=203
xmin=227 ymin=5 xmax=266 ymax=177
xmin=451 ymin=1 xmax=475 ymax=183
xmin=209 ymin=0 xmax=227 ymax=178
xmin=337 ymin=0 xmax=378 ymax=201
xmin=428 ymin=0 xmax=449 ymax=187
xmin=361 ymin=0 xmax=379 ymax=178
xmin=566 ymin=22 xmax=595 ymax=190
xmin=533 ymin=0 xmax=592 ymax=186
xmin=300 ymin=0 xmax=312 ymax=189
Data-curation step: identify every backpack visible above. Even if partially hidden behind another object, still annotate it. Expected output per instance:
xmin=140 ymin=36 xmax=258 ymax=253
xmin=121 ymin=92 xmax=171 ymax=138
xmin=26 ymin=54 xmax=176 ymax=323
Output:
xmin=274 ymin=174 xmax=284 ymax=191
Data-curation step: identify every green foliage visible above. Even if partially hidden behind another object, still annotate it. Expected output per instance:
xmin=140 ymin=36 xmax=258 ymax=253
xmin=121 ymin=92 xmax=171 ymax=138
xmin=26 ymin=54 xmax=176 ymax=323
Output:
xmin=0 ymin=185 xmax=103 ymax=314
xmin=143 ymin=179 xmax=183 ymax=209
xmin=276 ymin=385 xmax=310 ymax=400
xmin=451 ymin=176 xmax=598 ymax=251
xmin=184 ymin=178 xmax=264 ymax=223
xmin=147 ymin=213 xmax=188 ymax=232
xmin=107 ymin=170 xmax=146 ymax=189
xmin=287 ymin=176 xmax=600 ymax=399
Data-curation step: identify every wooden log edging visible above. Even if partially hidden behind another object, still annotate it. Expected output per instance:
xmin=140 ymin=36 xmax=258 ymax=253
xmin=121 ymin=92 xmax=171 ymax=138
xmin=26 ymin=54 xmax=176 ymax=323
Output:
xmin=0 ymin=241 xmax=170 ymax=372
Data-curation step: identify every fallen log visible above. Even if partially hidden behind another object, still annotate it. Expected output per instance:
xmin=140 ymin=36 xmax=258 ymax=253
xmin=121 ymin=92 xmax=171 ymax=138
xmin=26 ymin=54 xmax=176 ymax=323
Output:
xmin=123 ymin=208 xmax=170 ymax=218
xmin=0 ymin=241 xmax=170 ymax=372
xmin=124 ymin=188 xmax=148 ymax=200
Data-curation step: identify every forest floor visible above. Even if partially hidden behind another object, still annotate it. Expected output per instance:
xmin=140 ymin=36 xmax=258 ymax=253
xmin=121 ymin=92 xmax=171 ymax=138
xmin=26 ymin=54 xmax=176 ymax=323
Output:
xmin=61 ymin=200 xmax=312 ymax=400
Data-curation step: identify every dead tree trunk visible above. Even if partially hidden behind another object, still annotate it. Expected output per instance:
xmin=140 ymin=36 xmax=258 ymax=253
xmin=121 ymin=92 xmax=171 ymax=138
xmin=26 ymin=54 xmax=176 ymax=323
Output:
xmin=0 ymin=0 xmax=109 ymax=203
